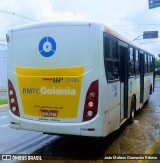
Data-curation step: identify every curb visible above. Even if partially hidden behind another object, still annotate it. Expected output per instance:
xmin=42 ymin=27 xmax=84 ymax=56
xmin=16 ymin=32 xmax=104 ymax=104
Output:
xmin=139 ymin=138 xmax=160 ymax=163
xmin=0 ymin=104 xmax=8 ymax=108
xmin=147 ymin=139 xmax=160 ymax=155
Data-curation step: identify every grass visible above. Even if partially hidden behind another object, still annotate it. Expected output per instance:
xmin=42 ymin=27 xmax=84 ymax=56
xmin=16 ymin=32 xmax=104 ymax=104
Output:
xmin=155 ymin=76 xmax=160 ymax=80
xmin=0 ymin=99 xmax=8 ymax=105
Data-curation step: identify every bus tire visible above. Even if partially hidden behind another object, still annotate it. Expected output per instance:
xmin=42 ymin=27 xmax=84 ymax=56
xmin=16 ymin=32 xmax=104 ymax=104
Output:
xmin=128 ymin=96 xmax=136 ymax=124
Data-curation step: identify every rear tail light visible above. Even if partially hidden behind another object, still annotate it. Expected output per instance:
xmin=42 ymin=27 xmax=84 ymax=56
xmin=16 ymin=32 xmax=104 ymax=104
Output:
xmin=8 ymin=79 xmax=20 ymax=117
xmin=83 ymin=80 xmax=98 ymax=122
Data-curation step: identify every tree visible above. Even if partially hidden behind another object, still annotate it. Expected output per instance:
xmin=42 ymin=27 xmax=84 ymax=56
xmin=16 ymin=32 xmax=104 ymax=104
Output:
xmin=155 ymin=58 xmax=160 ymax=68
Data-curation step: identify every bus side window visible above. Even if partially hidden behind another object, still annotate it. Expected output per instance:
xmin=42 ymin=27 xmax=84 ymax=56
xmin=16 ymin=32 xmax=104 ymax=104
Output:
xmin=150 ymin=56 xmax=153 ymax=72
xmin=135 ymin=49 xmax=140 ymax=76
xmin=104 ymin=37 xmax=110 ymax=58
xmin=144 ymin=54 xmax=148 ymax=74
xmin=129 ymin=47 xmax=134 ymax=77
xmin=148 ymin=55 xmax=151 ymax=73
xmin=104 ymin=35 xmax=119 ymax=82
xmin=105 ymin=61 xmax=114 ymax=80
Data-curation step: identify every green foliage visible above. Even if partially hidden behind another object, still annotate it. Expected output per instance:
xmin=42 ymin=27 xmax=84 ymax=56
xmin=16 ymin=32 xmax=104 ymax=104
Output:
xmin=155 ymin=57 xmax=160 ymax=68
xmin=0 ymin=99 xmax=8 ymax=105
xmin=156 ymin=76 xmax=160 ymax=80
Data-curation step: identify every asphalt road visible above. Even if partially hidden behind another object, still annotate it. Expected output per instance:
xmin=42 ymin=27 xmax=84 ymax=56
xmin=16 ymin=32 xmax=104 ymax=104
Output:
xmin=0 ymin=108 xmax=58 ymax=155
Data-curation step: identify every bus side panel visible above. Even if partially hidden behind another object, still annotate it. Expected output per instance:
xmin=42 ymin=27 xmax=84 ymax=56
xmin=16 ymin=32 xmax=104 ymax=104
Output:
xmin=87 ymin=25 xmax=108 ymax=136
xmin=134 ymin=77 xmax=140 ymax=111
xmin=143 ymin=75 xmax=152 ymax=103
xmin=128 ymin=76 xmax=140 ymax=116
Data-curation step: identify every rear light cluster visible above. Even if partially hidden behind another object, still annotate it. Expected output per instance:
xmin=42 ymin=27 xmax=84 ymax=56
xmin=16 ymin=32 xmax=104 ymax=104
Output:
xmin=83 ymin=80 xmax=99 ymax=122
xmin=8 ymin=79 xmax=20 ymax=117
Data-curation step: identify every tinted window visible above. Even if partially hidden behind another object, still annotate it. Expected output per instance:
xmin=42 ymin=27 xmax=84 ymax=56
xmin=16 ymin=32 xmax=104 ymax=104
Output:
xmin=150 ymin=56 xmax=154 ymax=72
xmin=135 ymin=62 xmax=140 ymax=75
xmin=104 ymin=37 xmax=118 ymax=59
xmin=144 ymin=54 xmax=148 ymax=73
xmin=129 ymin=62 xmax=134 ymax=76
xmin=135 ymin=50 xmax=140 ymax=75
xmin=104 ymin=35 xmax=119 ymax=82
xmin=135 ymin=50 xmax=139 ymax=62
xmin=129 ymin=48 xmax=134 ymax=61
xmin=128 ymin=47 xmax=134 ymax=77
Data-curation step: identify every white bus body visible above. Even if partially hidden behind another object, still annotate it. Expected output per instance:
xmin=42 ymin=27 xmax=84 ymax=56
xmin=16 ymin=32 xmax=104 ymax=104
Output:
xmin=7 ymin=22 xmax=155 ymax=137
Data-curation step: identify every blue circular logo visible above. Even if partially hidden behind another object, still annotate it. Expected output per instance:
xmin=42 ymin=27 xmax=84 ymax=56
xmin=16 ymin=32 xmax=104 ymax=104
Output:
xmin=39 ymin=36 xmax=56 ymax=57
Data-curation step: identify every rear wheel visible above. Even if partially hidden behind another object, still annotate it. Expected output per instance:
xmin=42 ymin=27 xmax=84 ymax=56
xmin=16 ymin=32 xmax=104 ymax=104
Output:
xmin=128 ymin=96 xmax=136 ymax=124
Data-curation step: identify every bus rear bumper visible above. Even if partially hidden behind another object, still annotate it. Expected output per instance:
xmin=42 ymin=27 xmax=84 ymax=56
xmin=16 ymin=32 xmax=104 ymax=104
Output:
xmin=9 ymin=111 xmax=105 ymax=137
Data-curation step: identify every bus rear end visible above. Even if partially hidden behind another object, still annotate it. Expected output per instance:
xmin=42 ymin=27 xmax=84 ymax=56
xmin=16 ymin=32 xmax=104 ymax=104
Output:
xmin=7 ymin=22 xmax=104 ymax=137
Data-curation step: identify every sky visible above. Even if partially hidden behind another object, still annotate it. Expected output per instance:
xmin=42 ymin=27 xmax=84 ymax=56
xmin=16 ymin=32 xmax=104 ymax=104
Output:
xmin=0 ymin=0 xmax=160 ymax=57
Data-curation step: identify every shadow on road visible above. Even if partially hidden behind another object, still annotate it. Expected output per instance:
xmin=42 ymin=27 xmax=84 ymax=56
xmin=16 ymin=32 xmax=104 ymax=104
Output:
xmin=33 ymin=124 xmax=127 ymax=160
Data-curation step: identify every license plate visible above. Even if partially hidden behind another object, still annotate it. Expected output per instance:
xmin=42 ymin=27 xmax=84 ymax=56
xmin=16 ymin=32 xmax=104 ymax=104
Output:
xmin=41 ymin=110 xmax=58 ymax=117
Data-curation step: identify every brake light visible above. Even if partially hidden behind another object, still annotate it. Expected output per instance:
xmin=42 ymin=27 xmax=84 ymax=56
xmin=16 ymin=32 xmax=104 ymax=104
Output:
xmin=83 ymin=80 xmax=98 ymax=122
xmin=8 ymin=79 xmax=20 ymax=117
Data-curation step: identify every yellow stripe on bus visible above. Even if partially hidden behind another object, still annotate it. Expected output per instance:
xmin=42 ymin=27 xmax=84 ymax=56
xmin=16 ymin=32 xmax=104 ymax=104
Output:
xmin=16 ymin=66 xmax=84 ymax=77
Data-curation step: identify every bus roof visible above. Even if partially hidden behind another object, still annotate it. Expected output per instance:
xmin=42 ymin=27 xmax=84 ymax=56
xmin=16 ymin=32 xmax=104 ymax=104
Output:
xmin=9 ymin=21 xmax=92 ymax=32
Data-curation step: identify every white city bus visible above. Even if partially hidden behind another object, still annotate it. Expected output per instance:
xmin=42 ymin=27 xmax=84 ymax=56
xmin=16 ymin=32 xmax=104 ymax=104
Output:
xmin=7 ymin=22 xmax=155 ymax=137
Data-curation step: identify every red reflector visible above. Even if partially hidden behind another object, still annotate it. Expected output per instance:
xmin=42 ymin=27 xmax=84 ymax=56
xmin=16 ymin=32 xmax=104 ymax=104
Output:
xmin=11 ymin=122 xmax=15 ymax=124
xmin=88 ymin=128 xmax=95 ymax=131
